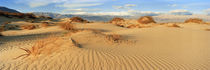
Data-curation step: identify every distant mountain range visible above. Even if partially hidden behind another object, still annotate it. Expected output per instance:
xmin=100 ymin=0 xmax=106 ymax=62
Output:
xmin=1 ymin=6 xmax=210 ymax=22
xmin=33 ymin=12 xmax=131 ymax=22
xmin=0 ymin=6 xmax=20 ymax=13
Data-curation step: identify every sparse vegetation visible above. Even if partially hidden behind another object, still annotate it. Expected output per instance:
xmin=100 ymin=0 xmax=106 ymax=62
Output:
xmin=41 ymin=22 xmax=49 ymax=28
xmin=204 ymin=28 xmax=210 ymax=31
xmin=184 ymin=18 xmax=204 ymax=24
xmin=127 ymin=24 xmax=140 ymax=28
xmin=70 ymin=17 xmax=89 ymax=23
xmin=59 ymin=22 xmax=75 ymax=31
xmin=0 ymin=33 xmax=3 ymax=36
xmin=106 ymin=33 xmax=121 ymax=41
xmin=109 ymin=17 xmax=126 ymax=27
xmin=110 ymin=17 xmax=125 ymax=23
xmin=138 ymin=16 xmax=156 ymax=24
xmin=167 ymin=24 xmax=181 ymax=28
xmin=21 ymin=24 xmax=36 ymax=30
xmin=14 ymin=36 xmax=60 ymax=59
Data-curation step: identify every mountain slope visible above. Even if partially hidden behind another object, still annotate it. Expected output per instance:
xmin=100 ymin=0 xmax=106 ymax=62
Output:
xmin=0 ymin=6 xmax=19 ymax=13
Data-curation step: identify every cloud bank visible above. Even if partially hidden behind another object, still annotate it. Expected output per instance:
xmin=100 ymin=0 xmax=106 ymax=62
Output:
xmin=169 ymin=9 xmax=193 ymax=15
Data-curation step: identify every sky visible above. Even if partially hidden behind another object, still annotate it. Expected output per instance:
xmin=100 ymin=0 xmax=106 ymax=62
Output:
xmin=0 ymin=0 xmax=210 ymax=16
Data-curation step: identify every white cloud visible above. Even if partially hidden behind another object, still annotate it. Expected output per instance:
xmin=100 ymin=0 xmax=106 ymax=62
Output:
xmin=57 ymin=3 xmax=103 ymax=8
xmin=204 ymin=8 xmax=210 ymax=15
xmin=63 ymin=8 xmax=101 ymax=12
xmin=125 ymin=4 xmax=137 ymax=7
xmin=67 ymin=9 xmax=161 ymax=16
xmin=16 ymin=0 xmax=105 ymax=8
xmin=113 ymin=4 xmax=137 ymax=9
xmin=169 ymin=9 xmax=193 ymax=15
xmin=168 ymin=4 xmax=177 ymax=7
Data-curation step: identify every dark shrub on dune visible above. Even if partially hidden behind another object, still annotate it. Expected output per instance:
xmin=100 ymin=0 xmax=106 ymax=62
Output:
xmin=184 ymin=18 xmax=204 ymax=24
xmin=137 ymin=16 xmax=156 ymax=24
xmin=59 ymin=22 xmax=75 ymax=31
xmin=109 ymin=17 xmax=125 ymax=23
xmin=70 ymin=17 xmax=89 ymax=23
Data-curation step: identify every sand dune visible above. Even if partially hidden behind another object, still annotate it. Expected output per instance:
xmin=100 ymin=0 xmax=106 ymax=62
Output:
xmin=0 ymin=22 xmax=210 ymax=70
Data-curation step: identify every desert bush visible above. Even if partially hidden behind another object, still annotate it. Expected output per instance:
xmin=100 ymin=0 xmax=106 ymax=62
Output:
xmin=204 ymin=29 xmax=210 ymax=31
xmin=59 ymin=22 xmax=75 ymax=31
xmin=106 ymin=33 xmax=121 ymax=41
xmin=185 ymin=18 xmax=204 ymax=24
xmin=14 ymin=36 xmax=60 ymax=59
xmin=138 ymin=16 xmax=156 ymax=24
xmin=26 ymin=20 xmax=35 ymax=23
xmin=0 ymin=33 xmax=3 ymax=36
xmin=8 ymin=25 xmax=19 ymax=30
xmin=21 ymin=24 xmax=36 ymax=30
xmin=167 ymin=24 xmax=181 ymax=28
xmin=70 ymin=17 xmax=89 ymax=23
xmin=110 ymin=17 xmax=125 ymax=23
xmin=127 ymin=24 xmax=140 ymax=28
xmin=0 ymin=26 xmax=5 ymax=32
xmin=41 ymin=22 xmax=49 ymax=28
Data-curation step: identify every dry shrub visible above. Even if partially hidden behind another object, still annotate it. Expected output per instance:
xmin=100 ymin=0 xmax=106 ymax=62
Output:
xmin=0 ymin=33 xmax=3 ymax=36
xmin=21 ymin=24 xmax=36 ymax=30
xmin=0 ymin=26 xmax=4 ymax=32
xmin=14 ymin=36 xmax=60 ymax=59
xmin=59 ymin=22 xmax=75 ymax=31
xmin=41 ymin=22 xmax=49 ymax=28
xmin=106 ymin=33 xmax=121 ymax=41
xmin=70 ymin=17 xmax=89 ymax=23
xmin=204 ymin=29 xmax=210 ymax=31
xmin=138 ymin=16 xmax=156 ymax=24
xmin=110 ymin=17 xmax=125 ymax=23
xmin=185 ymin=18 xmax=204 ymax=24
xmin=167 ymin=24 xmax=181 ymax=28
xmin=127 ymin=24 xmax=140 ymax=28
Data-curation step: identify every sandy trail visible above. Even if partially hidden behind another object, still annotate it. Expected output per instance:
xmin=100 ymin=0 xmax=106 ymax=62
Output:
xmin=0 ymin=23 xmax=210 ymax=70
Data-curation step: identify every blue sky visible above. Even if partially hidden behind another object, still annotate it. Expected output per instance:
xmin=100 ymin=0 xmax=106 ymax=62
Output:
xmin=0 ymin=0 xmax=210 ymax=15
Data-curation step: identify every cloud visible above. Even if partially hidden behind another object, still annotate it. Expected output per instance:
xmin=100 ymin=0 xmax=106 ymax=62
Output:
xmin=169 ymin=9 xmax=193 ymax=15
xmin=113 ymin=4 xmax=137 ymax=9
xmin=204 ymin=8 xmax=210 ymax=15
xmin=62 ymin=8 xmax=102 ymax=13
xmin=128 ymin=10 xmax=161 ymax=16
xmin=16 ymin=0 xmax=105 ymax=8
xmin=168 ymin=4 xmax=177 ymax=7
xmin=67 ymin=9 xmax=161 ymax=16
xmin=125 ymin=4 xmax=137 ymax=7
xmin=57 ymin=3 xmax=103 ymax=8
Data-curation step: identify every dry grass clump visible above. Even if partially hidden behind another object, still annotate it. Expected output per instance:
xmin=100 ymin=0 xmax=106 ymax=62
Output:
xmin=0 ymin=33 xmax=3 ymax=36
xmin=59 ymin=22 xmax=75 ymax=31
xmin=127 ymin=24 xmax=140 ymax=28
xmin=0 ymin=26 xmax=5 ymax=32
xmin=21 ymin=24 xmax=36 ymax=30
xmin=110 ymin=17 xmax=125 ymax=23
xmin=41 ymin=22 xmax=49 ymax=28
xmin=14 ymin=36 xmax=60 ymax=59
xmin=167 ymin=24 xmax=181 ymax=28
xmin=106 ymin=33 xmax=121 ymax=42
xmin=109 ymin=17 xmax=126 ymax=27
xmin=70 ymin=17 xmax=89 ymax=23
xmin=184 ymin=18 xmax=204 ymax=24
xmin=204 ymin=28 xmax=210 ymax=31
xmin=138 ymin=16 xmax=156 ymax=24
xmin=14 ymin=36 xmax=81 ymax=59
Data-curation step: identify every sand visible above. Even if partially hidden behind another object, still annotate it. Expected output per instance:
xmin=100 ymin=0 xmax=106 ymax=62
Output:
xmin=0 ymin=21 xmax=210 ymax=70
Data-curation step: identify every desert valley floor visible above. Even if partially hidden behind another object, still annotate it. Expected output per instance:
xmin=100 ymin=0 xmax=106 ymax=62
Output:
xmin=0 ymin=21 xmax=210 ymax=70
